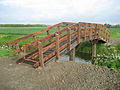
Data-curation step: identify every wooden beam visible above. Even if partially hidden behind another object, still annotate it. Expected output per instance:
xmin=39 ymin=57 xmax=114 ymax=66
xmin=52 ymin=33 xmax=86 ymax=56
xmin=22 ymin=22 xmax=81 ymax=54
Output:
xmin=55 ymin=33 xmax=60 ymax=60
xmin=38 ymin=42 xmax=44 ymax=67
xmin=47 ymin=31 xmax=52 ymax=42
xmin=69 ymin=48 xmax=75 ymax=61
xmin=67 ymin=27 xmax=71 ymax=50
xmin=91 ymin=40 xmax=97 ymax=64
xmin=77 ymin=24 xmax=81 ymax=44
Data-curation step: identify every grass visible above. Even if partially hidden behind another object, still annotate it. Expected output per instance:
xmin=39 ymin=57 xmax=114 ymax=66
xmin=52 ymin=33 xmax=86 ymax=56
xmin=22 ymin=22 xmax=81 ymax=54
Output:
xmin=0 ymin=27 xmax=59 ymax=46
xmin=0 ymin=27 xmax=46 ymax=35
xmin=108 ymin=28 xmax=120 ymax=38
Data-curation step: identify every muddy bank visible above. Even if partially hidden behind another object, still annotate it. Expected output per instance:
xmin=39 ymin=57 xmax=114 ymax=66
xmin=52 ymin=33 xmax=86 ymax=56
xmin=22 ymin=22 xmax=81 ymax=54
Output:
xmin=0 ymin=57 xmax=120 ymax=90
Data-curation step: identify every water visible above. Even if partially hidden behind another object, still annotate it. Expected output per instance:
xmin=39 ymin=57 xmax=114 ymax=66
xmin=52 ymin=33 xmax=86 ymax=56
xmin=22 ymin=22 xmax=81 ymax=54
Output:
xmin=60 ymin=55 xmax=91 ymax=64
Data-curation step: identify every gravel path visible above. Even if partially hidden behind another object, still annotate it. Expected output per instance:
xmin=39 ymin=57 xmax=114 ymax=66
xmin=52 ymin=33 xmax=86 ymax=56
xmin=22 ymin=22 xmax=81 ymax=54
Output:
xmin=0 ymin=57 xmax=120 ymax=90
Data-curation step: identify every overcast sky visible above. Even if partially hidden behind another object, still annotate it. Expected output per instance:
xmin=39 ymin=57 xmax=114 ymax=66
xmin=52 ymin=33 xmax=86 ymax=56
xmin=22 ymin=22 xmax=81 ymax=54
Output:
xmin=0 ymin=0 xmax=120 ymax=24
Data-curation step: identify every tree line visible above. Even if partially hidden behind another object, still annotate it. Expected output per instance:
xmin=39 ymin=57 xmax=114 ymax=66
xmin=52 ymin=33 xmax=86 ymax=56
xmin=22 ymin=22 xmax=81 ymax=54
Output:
xmin=104 ymin=24 xmax=120 ymax=28
xmin=0 ymin=24 xmax=47 ymax=27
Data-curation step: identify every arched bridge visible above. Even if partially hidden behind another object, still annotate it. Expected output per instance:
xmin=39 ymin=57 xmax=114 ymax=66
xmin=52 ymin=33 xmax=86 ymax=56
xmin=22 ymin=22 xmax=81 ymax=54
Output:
xmin=7 ymin=22 xmax=111 ymax=67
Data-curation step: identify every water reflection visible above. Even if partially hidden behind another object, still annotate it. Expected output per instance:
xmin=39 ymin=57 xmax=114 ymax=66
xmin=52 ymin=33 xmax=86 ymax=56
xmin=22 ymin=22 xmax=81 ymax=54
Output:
xmin=60 ymin=55 xmax=91 ymax=64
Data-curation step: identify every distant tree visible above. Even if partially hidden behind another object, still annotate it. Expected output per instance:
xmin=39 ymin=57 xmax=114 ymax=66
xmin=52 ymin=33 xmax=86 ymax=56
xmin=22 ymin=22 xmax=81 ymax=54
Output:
xmin=104 ymin=24 xmax=111 ymax=28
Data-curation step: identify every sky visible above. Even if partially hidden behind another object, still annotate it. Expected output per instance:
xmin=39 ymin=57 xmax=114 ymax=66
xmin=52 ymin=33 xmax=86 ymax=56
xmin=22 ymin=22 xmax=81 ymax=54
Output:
xmin=0 ymin=0 xmax=120 ymax=24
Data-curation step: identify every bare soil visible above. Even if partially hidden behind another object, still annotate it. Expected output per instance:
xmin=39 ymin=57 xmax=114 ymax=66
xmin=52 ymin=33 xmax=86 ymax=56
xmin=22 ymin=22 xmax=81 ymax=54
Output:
xmin=109 ymin=38 xmax=120 ymax=45
xmin=0 ymin=57 xmax=120 ymax=90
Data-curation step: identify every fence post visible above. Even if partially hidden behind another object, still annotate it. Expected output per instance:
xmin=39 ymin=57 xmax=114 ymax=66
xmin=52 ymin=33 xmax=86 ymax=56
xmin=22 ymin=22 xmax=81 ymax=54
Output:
xmin=37 ymin=41 xmax=44 ymax=67
xmin=15 ymin=43 xmax=21 ymax=58
xmin=55 ymin=33 xmax=60 ymax=61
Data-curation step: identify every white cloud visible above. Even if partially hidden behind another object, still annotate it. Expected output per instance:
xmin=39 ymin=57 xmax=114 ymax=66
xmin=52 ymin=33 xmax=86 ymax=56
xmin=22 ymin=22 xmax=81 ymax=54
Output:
xmin=0 ymin=0 xmax=119 ymax=24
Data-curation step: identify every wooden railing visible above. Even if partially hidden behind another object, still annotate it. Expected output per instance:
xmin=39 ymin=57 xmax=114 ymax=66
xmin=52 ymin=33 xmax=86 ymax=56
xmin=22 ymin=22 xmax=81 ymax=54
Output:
xmin=7 ymin=22 xmax=111 ymax=67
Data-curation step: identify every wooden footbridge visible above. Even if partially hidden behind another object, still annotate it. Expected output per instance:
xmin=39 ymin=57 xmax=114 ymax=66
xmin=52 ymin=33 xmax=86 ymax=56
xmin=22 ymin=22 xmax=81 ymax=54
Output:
xmin=7 ymin=22 xmax=111 ymax=67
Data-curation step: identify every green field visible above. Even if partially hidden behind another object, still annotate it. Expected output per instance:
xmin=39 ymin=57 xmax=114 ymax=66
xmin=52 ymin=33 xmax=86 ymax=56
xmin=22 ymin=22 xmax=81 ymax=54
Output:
xmin=0 ymin=27 xmax=46 ymax=46
xmin=0 ymin=27 xmax=46 ymax=35
xmin=109 ymin=28 xmax=120 ymax=38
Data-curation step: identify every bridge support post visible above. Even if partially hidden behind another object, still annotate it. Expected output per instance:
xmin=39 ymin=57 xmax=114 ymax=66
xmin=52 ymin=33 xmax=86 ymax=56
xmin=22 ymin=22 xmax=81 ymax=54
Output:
xmin=38 ymin=42 xmax=44 ymax=67
xmin=69 ymin=48 xmax=75 ymax=61
xmin=91 ymin=40 xmax=97 ymax=64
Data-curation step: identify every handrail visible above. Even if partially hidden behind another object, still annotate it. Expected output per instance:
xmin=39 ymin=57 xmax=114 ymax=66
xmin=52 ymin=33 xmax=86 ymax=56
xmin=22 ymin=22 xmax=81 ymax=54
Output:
xmin=7 ymin=22 xmax=76 ymax=46
xmin=6 ymin=22 xmax=111 ymax=67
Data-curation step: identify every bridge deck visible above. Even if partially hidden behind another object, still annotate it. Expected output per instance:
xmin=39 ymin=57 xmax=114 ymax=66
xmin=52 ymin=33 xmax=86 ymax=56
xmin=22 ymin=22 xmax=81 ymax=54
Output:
xmin=7 ymin=22 xmax=111 ymax=67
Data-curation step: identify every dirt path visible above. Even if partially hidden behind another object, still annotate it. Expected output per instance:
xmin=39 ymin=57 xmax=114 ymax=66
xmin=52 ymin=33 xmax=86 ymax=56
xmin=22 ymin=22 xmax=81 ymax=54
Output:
xmin=109 ymin=38 xmax=120 ymax=45
xmin=0 ymin=57 xmax=120 ymax=90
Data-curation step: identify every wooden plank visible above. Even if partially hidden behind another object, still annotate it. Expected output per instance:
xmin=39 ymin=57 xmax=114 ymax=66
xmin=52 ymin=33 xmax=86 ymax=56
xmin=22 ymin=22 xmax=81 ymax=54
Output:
xmin=44 ymin=51 xmax=56 ymax=61
xmin=43 ymin=42 xmax=56 ymax=53
xmin=12 ymin=49 xmax=21 ymax=55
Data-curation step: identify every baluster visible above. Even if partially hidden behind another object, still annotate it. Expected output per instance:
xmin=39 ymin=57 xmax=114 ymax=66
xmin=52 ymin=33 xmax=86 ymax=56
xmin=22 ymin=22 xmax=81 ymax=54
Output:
xmin=77 ymin=24 xmax=81 ymax=44
xmin=33 ymin=36 xmax=36 ymax=41
xmin=47 ymin=31 xmax=52 ymax=42
xmin=84 ymin=24 xmax=87 ymax=41
xmin=55 ymin=33 xmax=60 ymax=60
xmin=37 ymin=41 xmax=44 ymax=67
xmin=67 ymin=27 xmax=71 ymax=50
xmin=90 ymin=24 xmax=93 ymax=40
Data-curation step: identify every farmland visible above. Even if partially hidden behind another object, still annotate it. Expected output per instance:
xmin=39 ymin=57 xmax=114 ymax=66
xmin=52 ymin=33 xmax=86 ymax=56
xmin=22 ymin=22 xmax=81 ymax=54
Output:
xmin=0 ymin=27 xmax=120 ymax=45
xmin=0 ymin=27 xmax=46 ymax=46
xmin=0 ymin=27 xmax=120 ymax=46
xmin=0 ymin=27 xmax=46 ymax=35
xmin=109 ymin=28 xmax=120 ymax=38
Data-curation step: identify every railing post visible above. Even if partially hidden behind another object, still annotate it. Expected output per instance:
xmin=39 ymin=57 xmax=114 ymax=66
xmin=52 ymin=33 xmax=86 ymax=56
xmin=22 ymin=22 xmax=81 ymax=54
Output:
xmin=77 ymin=24 xmax=81 ymax=44
xmin=67 ymin=27 xmax=71 ymax=50
xmin=95 ymin=24 xmax=99 ymax=39
xmin=90 ymin=24 xmax=93 ymax=40
xmin=84 ymin=24 xmax=87 ymax=41
xmin=37 ymin=41 xmax=44 ymax=67
xmin=33 ymin=36 xmax=36 ymax=41
xmin=55 ymin=33 xmax=60 ymax=60
xmin=47 ymin=31 xmax=52 ymax=42
xmin=15 ymin=43 xmax=21 ymax=58
xmin=57 ymin=26 xmax=60 ymax=31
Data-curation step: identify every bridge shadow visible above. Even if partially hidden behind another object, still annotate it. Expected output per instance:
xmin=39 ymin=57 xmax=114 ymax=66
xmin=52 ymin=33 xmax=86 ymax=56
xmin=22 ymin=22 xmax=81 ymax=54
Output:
xmin=76 ymin=51 xmax=92 ymax=61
